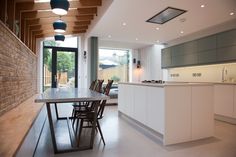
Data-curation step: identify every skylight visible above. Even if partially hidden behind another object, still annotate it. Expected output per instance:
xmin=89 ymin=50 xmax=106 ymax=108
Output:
xmin=146 ymin=7 xmax=187 ymax=24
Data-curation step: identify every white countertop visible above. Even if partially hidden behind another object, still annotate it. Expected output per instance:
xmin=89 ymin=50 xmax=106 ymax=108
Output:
xmin=119 ymin=82 xmax=214 ymax=87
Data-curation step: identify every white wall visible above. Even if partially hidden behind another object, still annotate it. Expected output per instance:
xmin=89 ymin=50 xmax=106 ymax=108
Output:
xmin=136 ymin=45 xmax=163 ymax=82
xmin=164 ymin=63 xmax=236 ymax=83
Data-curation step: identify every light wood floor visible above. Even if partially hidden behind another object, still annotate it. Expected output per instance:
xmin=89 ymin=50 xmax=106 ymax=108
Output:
xmin=34 ymin=105 xmax=236 ymax=157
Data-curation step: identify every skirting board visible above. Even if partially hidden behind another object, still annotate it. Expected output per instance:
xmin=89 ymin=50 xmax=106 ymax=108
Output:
xmin=118 ymin=111 xmax=164 ymax=145
xmin=215 ymin=114 xmax=236 ymax=125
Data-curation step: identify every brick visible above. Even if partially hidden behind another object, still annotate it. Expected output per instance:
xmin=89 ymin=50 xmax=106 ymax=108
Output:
xmin=0 ymin=22 xmax=37 ymax=116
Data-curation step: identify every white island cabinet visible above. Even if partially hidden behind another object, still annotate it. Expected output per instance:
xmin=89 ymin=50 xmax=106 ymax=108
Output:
xmin=118 ymin=82 xmax=214 ymax=145
xmin=214 ymin=84 xmax=236 ymax=123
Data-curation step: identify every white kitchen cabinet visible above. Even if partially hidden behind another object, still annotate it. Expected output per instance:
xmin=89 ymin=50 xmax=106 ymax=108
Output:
xmin=214 ymin=85 xmax=234 ymax=117
xmin=146 ymin=87 xmax=164 ymax=134
xmin=164 ymin=86 xmax=192 ymax=145
xmin=118 ymin=84 xmax=126 ymax=113
xmin=118 ymin=83 xmax=214 ymax=145
xmin=133 ymin=86 xmax=147 ymax=124
xmin=192 ymin=86 xmax=214 ymax=140
xmin=118 ymin=84 xmax=134 ymax=117
xmin=125 ymin=85 xmax=134 ymax=117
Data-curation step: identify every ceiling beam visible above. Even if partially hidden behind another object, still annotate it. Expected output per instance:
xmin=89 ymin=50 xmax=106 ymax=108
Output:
xmin=15 ymin=0 xmax=101 ymax=15
xmin=21 ymin=15 xmax=93 ymax=40
xmin=23 ymin=15 xmax=93 ymax=25
xmin=21 ymin=8 xmax=97 ymax=20
xmin=34 ymin=30 xmax=86 ymax=38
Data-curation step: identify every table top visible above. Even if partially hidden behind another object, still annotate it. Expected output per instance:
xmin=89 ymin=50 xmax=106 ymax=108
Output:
xmin=35 ymin=87 xmax=110 ymax=103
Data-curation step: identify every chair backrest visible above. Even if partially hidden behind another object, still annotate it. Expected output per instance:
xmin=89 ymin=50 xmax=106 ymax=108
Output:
xmin=89 ymin=80 xmax=96 ymax=90
xmin=97 ymin=80 xmax=113 ymax=119
xmin=103 ymin=80 xmax=113 ymax=95
xmin=94 ymin=79 xmax=104 ymax=93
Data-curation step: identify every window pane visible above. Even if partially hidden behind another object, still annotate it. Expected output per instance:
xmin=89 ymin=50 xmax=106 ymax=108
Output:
xmin=57 ymin=51 xmax=75 ymax=88
xmin=98 ymin=48 xmax=129 ymax=84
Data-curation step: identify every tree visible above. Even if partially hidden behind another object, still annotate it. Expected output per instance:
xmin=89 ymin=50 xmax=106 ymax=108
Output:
xmin=43 ymin=40 xmax=58 ymax=65
xmin=48 ymin=52 xmax=73 ymax=72
xmin=48 ymin=52 xmax=73 ymax=81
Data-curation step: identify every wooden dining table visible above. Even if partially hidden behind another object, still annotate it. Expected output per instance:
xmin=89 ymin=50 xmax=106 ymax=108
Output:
xmin=35 ymin=87 xmax=110 ymax=154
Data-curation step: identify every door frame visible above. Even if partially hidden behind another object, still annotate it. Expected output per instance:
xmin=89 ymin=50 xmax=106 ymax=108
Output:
xmin=43 ymin=46 xmax=78 ymax=90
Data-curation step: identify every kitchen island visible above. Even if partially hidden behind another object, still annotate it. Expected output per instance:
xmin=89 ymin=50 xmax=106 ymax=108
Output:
xmin=118 ymin=82 xmax=214 ymax=145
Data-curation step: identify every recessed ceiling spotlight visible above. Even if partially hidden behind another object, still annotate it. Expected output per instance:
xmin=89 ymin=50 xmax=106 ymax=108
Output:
xmin=122 ymin=22 xmax=127 ymax=26
xmin=230 ymin=12 xmax=234 ymax=16
xmin=180 ymin=31 xmax=184 ymax=34
xmin=156 ymin=27 xmax=160 ymax=30
xmin=200 ymin=4 xmax=205 ymax=8
xmin=108 ymin=35 xmax=112 ymax=38
xmin=135 ymin=38 xmax=138 ymax=41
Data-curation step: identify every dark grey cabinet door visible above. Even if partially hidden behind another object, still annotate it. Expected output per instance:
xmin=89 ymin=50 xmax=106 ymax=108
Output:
xmin=198 ymin=49 xmax=217 ymax=64
xmin=171 ymin=44 xmax=184 ymax=56
xmin=172 ymin=54 xmax=198 ymax=67
xmin=217 ymin=45 xmax=236 ymax=61
xmin=184 ymin=40 xmax=198 ymax=54
xmin=161 ymin=48 xmax=172 ymax=68
xmin=197 ymin=35 xmax=216 ymax=52
xmin=161 ymin=56 xmax=172 ymax=68
xmin=162 ymin=48 xmax=171 ymax=58
xmin=217 ymin=29 xmax=236 ymax=48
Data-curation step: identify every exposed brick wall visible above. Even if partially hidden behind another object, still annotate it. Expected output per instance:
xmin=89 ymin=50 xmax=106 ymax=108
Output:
xmin=0 ymin=21 xmax=37 ymax=116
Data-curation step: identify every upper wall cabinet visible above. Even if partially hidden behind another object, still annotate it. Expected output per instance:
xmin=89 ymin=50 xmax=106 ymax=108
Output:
xmin=197 ymin=35 xmax=216 ymax=52
xmin=161 ymin=48 xmax=172 ymax=68
xmin=217 ymin=29 xmax=236 ymax=47
xmin=161 ymin=29 xmax=236 ymax=68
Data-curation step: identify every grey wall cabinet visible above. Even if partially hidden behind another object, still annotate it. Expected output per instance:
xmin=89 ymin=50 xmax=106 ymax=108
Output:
xmin=161 ymin=29 xmax=236 ymax=68
xmin=161 ymin=48 xmax=172 ymax=68
xmin=217 ymin=45 xmax=236 ymax=62
xmin=217 ymin=29 xmax=236 ymax=47
xmin=172 ymin=54 xmax=198 ymax=67
xmin=197 ymin=49 xmax=217 ymax=64
xmin=197 ymin=35 xmax=216 ymax=52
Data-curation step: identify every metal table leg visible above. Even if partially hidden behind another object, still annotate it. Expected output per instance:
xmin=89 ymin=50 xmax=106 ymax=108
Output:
xmin=46 ymin=103 xmax=58 ymax=153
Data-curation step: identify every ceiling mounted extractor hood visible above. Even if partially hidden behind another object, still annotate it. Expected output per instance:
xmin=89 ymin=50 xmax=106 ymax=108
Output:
xmin=146 ymin=7 xmax=187 ymax=24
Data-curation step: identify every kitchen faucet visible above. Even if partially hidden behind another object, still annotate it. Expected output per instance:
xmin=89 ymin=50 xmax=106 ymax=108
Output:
xmin=222 ymin=66 xmax=227 ymax=82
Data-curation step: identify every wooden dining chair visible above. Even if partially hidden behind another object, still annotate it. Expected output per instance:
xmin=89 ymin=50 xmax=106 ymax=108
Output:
xmin=94 ymin=79 xmax=104 ymax=93
xmin=76 ymin=80 xmax=113 ymax=145
xmin=89 ymin=80 xmax=96 ymax=90
xmin=71 ymin=79 xmax=98 ymax=125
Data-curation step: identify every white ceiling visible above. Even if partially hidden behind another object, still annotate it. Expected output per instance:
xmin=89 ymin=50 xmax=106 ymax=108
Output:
xmin=90 ymin=0 xmax=236 ymax=48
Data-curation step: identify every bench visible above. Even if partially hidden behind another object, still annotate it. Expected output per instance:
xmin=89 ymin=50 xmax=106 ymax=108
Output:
xmin=0 ymin=95 xmax=46 ymax=157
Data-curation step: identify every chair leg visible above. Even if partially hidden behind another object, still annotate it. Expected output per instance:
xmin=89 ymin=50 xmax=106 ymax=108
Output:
xmin=97 ymin=120 xmax=105 ymax=145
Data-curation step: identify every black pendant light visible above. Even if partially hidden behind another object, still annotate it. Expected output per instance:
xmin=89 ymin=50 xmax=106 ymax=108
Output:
xmin=54 ymin=34 xmax=65 ymax=42
xmin=53 ymin=20 xmax=67 ymax=33
xmin=50 ymin=0 xmax=70 ymax=15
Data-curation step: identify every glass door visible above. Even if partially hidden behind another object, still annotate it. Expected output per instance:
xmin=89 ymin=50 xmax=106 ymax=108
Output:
xmin=43 ymin=46 xmax=78 ymax=90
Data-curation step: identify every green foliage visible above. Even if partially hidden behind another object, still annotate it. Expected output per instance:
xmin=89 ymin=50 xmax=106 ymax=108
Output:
xmin=43 ymin=41 xmax=57 ymax=66
xmin=111 ymin=75 xmax=120 ymax=82
xmin=47 ymin=52 xmax=73 ymax=73
xmin=43 ymin=48 xmax=51 ymax=65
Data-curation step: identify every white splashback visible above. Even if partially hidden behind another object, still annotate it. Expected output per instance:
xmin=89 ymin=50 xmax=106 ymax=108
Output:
xmin=139 ymin=45 xmax=163 ymax=81
xmin=164 ymin=63 xmax=236 ymax=83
